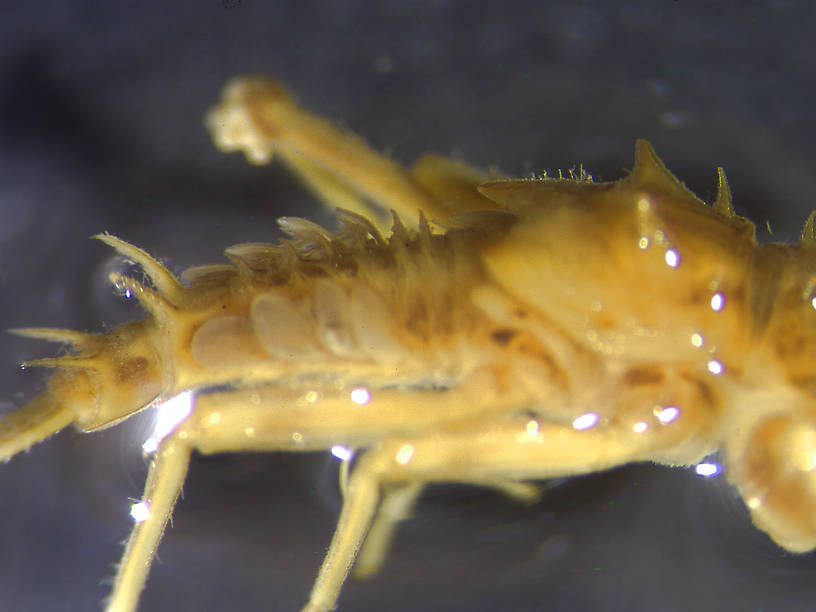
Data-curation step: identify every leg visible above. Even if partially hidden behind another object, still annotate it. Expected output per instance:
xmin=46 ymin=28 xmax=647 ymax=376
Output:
xmin=205 ymin=76 xmax=506 ymax=230
xmin=353 ymin=478 xmax=540 ymax=579
xmin=353 ymin=481 xmax=425 ymax=578
xmin=302 ymin=416 xmax=668 ymax=612
xmin=105 ymin=435 xmax=192 ymax=612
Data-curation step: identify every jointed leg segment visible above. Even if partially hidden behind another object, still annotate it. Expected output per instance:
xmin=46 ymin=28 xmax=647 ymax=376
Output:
xmin=105 ymin=436 xmax=191 ymax=612
xmin=301 ymin=418 xmax=656 ymax=612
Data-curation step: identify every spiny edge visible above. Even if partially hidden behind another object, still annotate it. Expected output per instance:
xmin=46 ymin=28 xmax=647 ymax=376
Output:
xmin=628 ymin=140 xmax=706 ymax=207
xmin=801 ymin=211 xmax=816 ymax=245
xmin=712 ymin=167 xmax=735 ymax=217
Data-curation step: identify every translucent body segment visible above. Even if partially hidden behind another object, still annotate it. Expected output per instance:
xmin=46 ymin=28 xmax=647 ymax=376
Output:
xmin=479 ymin=183 xmax=754 ymax=368
xmin=250 ymin=291 xmax=325 ymax=359
xmin=348 ymin=285 xmax=407 ymax=360
xmin=311 ymin=279 xmax=357 ymax=357
xmin=189 ymin=314 xmax=267 ymax=368
xmin=726 ymin=400 xmax=816 ymax=552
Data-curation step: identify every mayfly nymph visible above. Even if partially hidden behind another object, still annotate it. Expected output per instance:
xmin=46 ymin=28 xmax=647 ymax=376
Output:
xmin=4 ymin=75 xmax=816 ymax=612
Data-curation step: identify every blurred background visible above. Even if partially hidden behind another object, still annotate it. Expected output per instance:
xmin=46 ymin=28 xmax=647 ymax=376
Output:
xmin=2 ymin=1 xmax=816 ymax=610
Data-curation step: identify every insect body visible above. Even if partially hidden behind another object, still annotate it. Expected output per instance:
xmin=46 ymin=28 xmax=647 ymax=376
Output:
xmin=3 ymin=76 xmax=816 ymax=611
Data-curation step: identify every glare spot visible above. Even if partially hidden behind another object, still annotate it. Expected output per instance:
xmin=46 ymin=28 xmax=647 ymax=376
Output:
xmin=245 ymin=427 xmax=256 ymax=438
xmin=572 ymin=412 xmax=599 ymax=430
xmin=710 ymin=293 xmax=724 ymax=312
xmin=695 ymin=462 xmax=720 ymax=477
xmin=656 ymin=406 xmax=680 ymax=424
xmin=690 ymin=333 xmax=704 ymax=348
xmin=304 ymin=390 xmax=319 ymax=404
xmin=812 ymin=296 xmax=816 ymax=311
xmin=331 ymin=445 xmax=353 ymax=461
xmin=395 ymin=444 xmax=415 ymax=465
xmin=516 ymin=419 xmax=542 ymax=444
xmin=141 ymin=391 xmax=194 ymax=454
xmin=124 ymin=288 xmax=133 ymax=300
xmin=208 ymin=412 xmax=222 ymax=425
xmin=747 ymin=497 xmax=761 ymax=510
xmin=291 ymin=431 xmax=303 ymax=444
xmin=350 ymin=387 xmax=371 ymax=405
xmin=707 ymin=360 xmax=724 ymax=375
xmin=664 ymin=249 xmax=679 ymax=268
xmin=130 ymin=501 xmax=150 ymax=523
xmin=804 ymin=451 xmax=816 ymax=472
xmin=638 ymin=236 xmax=650 ymax=250
xmin=526 ymin=420 xmax=540 ymax=436
xmin=632 ymin=421 xmax=648 ymax=434
xmin=637 ymin=197 xmax=651 ymax=212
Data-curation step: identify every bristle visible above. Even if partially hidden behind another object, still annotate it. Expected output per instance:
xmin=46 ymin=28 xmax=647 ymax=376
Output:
xmin=712 ymin=167 xmax=734 ymax=218
xmin=109 ymin=273 xmax=175 ymax=324
xmin=9 ymin=327 xmax=95 ymax=349
xmin=95 ymin=233 xmax=186 ymax=306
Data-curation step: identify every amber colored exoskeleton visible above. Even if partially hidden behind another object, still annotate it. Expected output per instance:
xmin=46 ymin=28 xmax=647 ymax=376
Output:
xmin=4 ymin=75 xmax=816 ymax=612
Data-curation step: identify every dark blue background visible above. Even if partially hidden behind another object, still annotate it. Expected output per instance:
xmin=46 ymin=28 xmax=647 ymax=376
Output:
xmin=1 ymin=1 xmax=815 ymax=610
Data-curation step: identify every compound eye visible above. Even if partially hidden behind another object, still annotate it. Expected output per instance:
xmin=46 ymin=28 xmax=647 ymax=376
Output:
xmin=726 ymin=410 xmax=816 ymax=553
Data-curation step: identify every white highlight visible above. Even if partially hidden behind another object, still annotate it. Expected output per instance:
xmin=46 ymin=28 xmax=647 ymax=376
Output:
xmin=350 ymin=387 xmax=371 ymax=405
xmin=572 ymin=412 xmax=599 ymax=430
xmin=695 ymin=462 xmax=720 ymax=477
xmin=130 ymin=501 xmax=150 ymax=523
xmin=142 ymin=391 xmax=194 ymax=454
xmin=710 ymin=293 xmax=724 ymax=312
xmin=395 ymin=444 xmax=415 ymax=465
xmin=331 ymin=445 xmax=353 ymax=461
xmin=707 ymin=360 xmax=724 ymax=375
xmin=690 ymin=333 xmax=703 ymax=348
xmin=526 ymin=420 xmax=540 ymax=436
xmin=632 ymin=421 xmax=648 ymax=434
xmin=806 ymin=451 xmax=816 ymax=472
xmin=664 ymin=249 xmax=679 ymax=268
xmin=656 ymin=406 xmax=680 ymax=424
xmin=812 ymin=296 xmax=816 ymax=311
